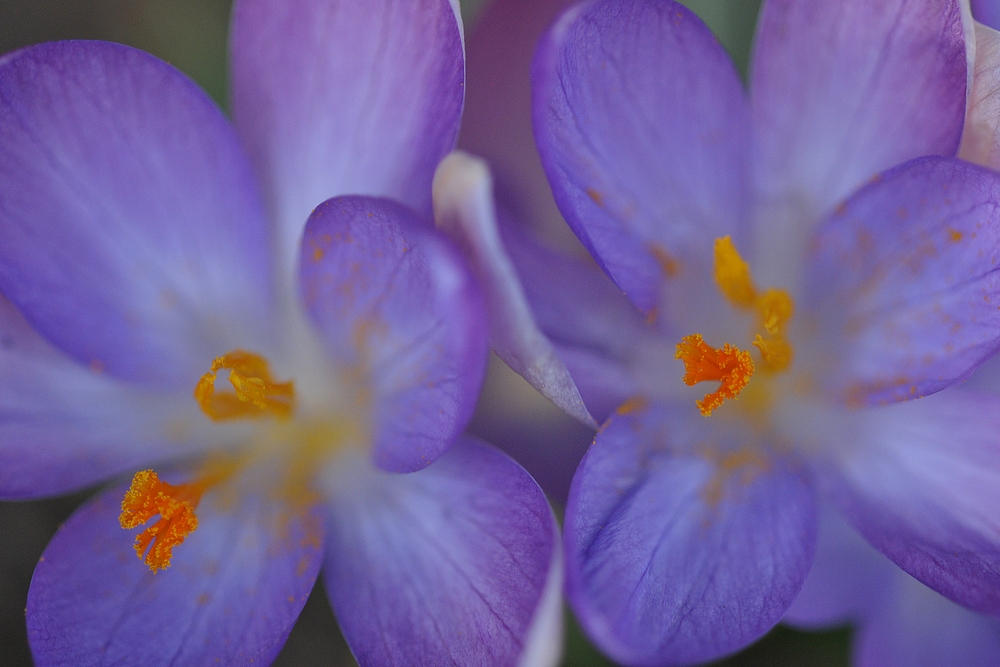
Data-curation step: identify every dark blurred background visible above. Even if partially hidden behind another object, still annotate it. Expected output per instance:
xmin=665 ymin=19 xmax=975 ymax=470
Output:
xmin=0 ymin=1 xmax=850 ymax=665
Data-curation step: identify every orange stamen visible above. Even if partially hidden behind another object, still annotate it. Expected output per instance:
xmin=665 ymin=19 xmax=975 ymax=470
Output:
xmin=194 ymin=349 xmax=295 ymax=421
xmin=675 ymin=334 xmax=754 ymax=416
xmin=120 ymin=470 xmax=207 ymax=572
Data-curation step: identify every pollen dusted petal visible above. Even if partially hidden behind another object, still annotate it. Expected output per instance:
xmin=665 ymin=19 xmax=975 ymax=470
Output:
xmin=194 ymin=349 xmax=295 ymax=421
xmin=675 ymin=334 xmax=754 ymax=416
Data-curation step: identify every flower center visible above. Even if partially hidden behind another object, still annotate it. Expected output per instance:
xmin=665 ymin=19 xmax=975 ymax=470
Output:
xmin=121 ymin=349 xmax=299 ymax=572
xmin=675 ymin=236 xmax=795 ymax=416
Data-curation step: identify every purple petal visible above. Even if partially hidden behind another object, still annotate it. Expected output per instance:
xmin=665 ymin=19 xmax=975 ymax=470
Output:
xmin=784 ymin=506 xmax=895 ymax=629
xmin=231 ymin=0 xmax=464 ymax=268
xmin=0 ymin=41 xmax=274 ymax=388
xmin=805 ymin=157 xmax=1000 ymax=406
xmin=532 ymin=0 xmax=751 ymax=312
xmin=459 ymin=0 xmax=575 ymax=239
xmin=565 ymin=402 xmax=816 ymax=665
xmin=855 ymin=570 xmax=1000 ymax=667
xmin=752 ymin=0 xmax=967 ymax=225
xmin=973 ymin=0 xmax=1000 ymax=29
xmin=0 ymin=295 xmax=217 ymax=499
xmin=821 ymin=388 xmax=1000 ymax=615
xmin=959 ymin=23 xmax=1000 ymax=169
xmin=321 ymin=437 xmax=561 ymax=667
xmin=433 ymin=152 xmax=597 ymax=427
xmin=299 ymin=196 xmax=487 ymax=473
xmin=27 ymin=474 xmax=324 ymax=666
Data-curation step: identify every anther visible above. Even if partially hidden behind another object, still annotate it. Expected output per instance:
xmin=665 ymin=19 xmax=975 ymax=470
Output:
xmin=194 ymin=350 xmax=295 ymax=421
xmin=675 ymin=334 xmax=755 ymax=416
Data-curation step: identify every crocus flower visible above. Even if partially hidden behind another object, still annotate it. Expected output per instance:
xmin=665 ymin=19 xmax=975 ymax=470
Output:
xmin=435 ymin=0 xmax=1000 ymax=664
xmin=0 ymin=1 xmax=561 ymax=665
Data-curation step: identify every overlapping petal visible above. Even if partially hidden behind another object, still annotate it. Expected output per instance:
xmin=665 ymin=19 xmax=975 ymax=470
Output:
xmin=459 ymin=0 xmax=574 ymax=238
xmin=0 ymin=296 xmax=224 ymax=499
xmin=821 ymin=389 xmax=1000 ymax=614
xmin=231 ymin=0 xmax=465 ymax=267
xmin=27 ymin=475 xmax=323 ymax=667
xmin=959 ymin=22 xmax=1000 ymax=169
xmin=973 ymin=0 xmax=1000 ymax=29
xmin=0 ymin=41 xmax=274 ymax=388
xmin=433 ymin=152 xmax=598 ymax=426
xmin=855 ymin=569 xmax=1000 ymax=667
xmin=784 ymin=506 xmax=895 ymax=628
xmin=566 ymin=403 xmax=816 ymax=666
xmin=532 ymin=0 xmax=750 ymax=313
xmin=320 ymin=437 xmax=561 ymax=667
xmin=752 ymin=0 xmax=967 ymax=227
xmin=299 ymin=196 xmax=486 ymax=473
xmin=806 ymin=157 xmax=1000 ymax=405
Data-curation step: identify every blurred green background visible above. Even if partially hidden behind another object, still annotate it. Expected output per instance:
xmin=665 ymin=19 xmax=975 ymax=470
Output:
xmin=0 ymin=1 xmax=851 ymax=665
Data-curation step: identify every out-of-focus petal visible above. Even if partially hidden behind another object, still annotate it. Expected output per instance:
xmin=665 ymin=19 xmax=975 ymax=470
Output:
xmin=0 ymin=296 xmax=228 ymax=499
xmin=0 ymin=41 xmax=274 ymax=388
xmin=565 ymin=402 xmax=816 ymax=666
xmin=231 ymin=0 xmax=465 ymax=268
xmin=532 ymin=0 xmax=750 ymax=313
xmin=805 ymin=157 xmax=1000 ymax=406
xmin=784 ymin=506 xmax=894 ymax=628
xmin=959 ymin=23 xmax=1000 ymax=168
xmin=855 ymin=568 xmax=1000 ymax=667
xmin=321 ymin=437 xmax=561 ymax=667
xmin=460 ymin=0 xmax=575 ymax=243
xmin=299 ymin=196 xmax=486 ymax=473
xmin=752 ymin=0 xmax=966 ymax=236
xmin=27 ymin=474 xmax=324 ymax=666
xmin=973 ymin=0 xmax=1000 ymax=29
xmin=433 ymin=152 xmax=597 ymax=427
xmin=821 ymin=389 xmax=1000 ymax=615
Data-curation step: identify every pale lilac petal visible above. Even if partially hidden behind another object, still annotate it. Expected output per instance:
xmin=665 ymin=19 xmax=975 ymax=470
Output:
xmin=0 ymin=42 xmax=274 ymax=388
xmin=433 ymin=152 xmax=597 ymax=427
xmin=784 ymin=506 xmax=894 ymax=629
xmin=752 ymin=0 xmax=967 ymax=227
xmin=459 ymin=0 xmax=575 ymax=240
xmin=299 ymin=196 xmax=487 ymax=473
xmin=805 ymin=157 xmax=1000 ymax=406
xmin=27 ymin=474 xmax=324 ymax=666
xmin=532 ymin=0 xmax=750 ymax=312
xmin=959 ymin=23 xmax=1000 ymax=169
xmin=321 ymin=437 xmax=561 ymax=667
xmin=821 ymin=389 xmax=1000 ymax=614
xmin=231 ymin=0 xmax=464 ymax=268
xmin=0 ymin=296 xmax=223 ymax=499
xmin=856 ymin=571 xmax=1000 ymax=667
xmin=566 ymin=402 xmax=816 ymax=665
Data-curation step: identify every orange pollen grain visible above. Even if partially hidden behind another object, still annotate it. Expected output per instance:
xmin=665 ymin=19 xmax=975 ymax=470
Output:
xmin=119 ymin=470 xmax=207 ymax=572
xmin=194 ymin=349 xmax=295 ymax=421
xmin=675 ymin=334 xmax=754 ymax=416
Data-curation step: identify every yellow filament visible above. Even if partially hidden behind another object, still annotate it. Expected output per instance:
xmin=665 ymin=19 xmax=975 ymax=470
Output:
xmin=194 ymin=350 xmax=295 ymax=421
xmin=675 ymin=334 xmax=755 ymax=416
xmin=711 ymin=237 xmax=795 ymax=374
xmin=714 ymin=236 xmax=757 ymax=308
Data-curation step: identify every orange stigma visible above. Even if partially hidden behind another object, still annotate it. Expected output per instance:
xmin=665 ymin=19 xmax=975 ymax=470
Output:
xmin=194 ymin=350 xmax=295 ymax=421
xmin=120 ymin=470 xmax=212 ymax=572
xmin=675 ymin=334 xmax=754 ymax=416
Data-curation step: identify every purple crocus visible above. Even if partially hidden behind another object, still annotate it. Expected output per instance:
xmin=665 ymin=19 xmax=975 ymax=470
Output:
xmin=0 ymin=1 xmax=561 ymax=665
xmin=436 ymin=0 xmax=1000 ymax=664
